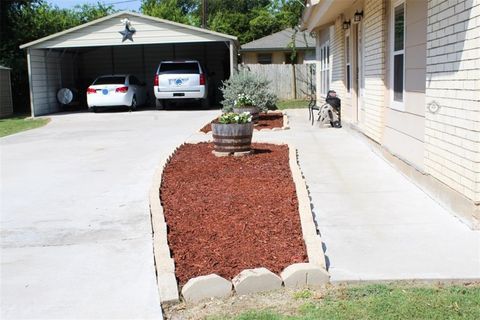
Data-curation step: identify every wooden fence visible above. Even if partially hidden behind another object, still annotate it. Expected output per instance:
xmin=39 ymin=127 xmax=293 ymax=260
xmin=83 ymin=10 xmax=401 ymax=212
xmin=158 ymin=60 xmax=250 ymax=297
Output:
xmin=240 ymin=64 xmax=316 ymax=100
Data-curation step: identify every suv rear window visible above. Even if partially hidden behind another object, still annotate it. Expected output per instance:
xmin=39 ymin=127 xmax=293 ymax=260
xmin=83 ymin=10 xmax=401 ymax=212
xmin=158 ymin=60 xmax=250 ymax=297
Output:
xmin=94 ymin=76 xmax=126 ymax=85
xmin=159 ymin=63 xmax=199 ymax=74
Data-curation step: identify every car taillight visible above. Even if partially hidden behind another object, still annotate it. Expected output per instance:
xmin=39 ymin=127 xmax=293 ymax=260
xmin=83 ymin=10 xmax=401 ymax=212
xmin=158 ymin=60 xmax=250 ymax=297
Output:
xmin=87 ymin=87 xmax=96 ymax=94
xmin=199 ymin=73 xmax=205 ymax=85
xmin=115 ymin=86 xmax=129 ymax=93
xmin=154 ymin=74 xmax=159 ymax=86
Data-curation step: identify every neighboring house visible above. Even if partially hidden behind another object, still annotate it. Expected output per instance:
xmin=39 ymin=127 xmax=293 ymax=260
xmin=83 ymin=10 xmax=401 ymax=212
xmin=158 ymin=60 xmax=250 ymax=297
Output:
xmin=0 ymin=66 xmax=13 ymax=118
xmin=301 ymin=0 xmax=480 ymax=229
xmin=240 ymin=28 xmax=316 ymax=64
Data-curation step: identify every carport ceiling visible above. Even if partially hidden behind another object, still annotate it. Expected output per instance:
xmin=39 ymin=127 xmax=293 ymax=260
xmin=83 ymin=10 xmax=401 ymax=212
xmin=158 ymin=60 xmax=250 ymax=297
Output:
xmin=20 ymin=11 xmax=238 ymax=117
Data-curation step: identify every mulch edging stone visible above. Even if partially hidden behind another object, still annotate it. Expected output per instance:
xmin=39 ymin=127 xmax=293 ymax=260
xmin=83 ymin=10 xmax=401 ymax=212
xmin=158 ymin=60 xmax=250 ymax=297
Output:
xmin=200 ymin=111 xmax=289 ymax=134
xmin=149 ymin=142 xmax=328 ymax=305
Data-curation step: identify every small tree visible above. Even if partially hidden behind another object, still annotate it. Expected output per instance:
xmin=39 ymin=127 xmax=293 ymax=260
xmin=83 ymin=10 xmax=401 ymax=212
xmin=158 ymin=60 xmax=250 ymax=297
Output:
xmin=221 ymin=69 xmax=277 ymax=113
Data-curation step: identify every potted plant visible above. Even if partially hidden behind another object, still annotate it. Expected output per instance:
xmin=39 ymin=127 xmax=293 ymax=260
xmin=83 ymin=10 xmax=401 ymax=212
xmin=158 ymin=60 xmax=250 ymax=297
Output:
xmin=233 ymin=93 xmax=259 ymax=123
xmin=211 ymin=112 xmax=253 ymax=156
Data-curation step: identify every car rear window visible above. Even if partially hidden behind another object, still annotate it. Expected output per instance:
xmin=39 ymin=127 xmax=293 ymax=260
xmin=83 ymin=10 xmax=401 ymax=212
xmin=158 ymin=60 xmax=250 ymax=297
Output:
xmin=94 ymin=76 xmax=126 ymax=85
xmin=159 ymin=63 xmax=199 ymax=74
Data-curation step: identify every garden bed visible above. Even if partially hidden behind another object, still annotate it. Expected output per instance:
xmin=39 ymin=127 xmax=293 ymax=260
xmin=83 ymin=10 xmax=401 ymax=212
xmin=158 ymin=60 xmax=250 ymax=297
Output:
xmin=160 ymin=142 xmax=307 ymax=285
xmin=200 ymin=112 xmax=284 ymax=133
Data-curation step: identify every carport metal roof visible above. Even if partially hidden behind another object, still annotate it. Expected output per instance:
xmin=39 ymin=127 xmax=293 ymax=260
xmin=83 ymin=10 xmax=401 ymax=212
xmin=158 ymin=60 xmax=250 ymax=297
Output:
xmin=20 ymin=11 xmax=238 ymax=49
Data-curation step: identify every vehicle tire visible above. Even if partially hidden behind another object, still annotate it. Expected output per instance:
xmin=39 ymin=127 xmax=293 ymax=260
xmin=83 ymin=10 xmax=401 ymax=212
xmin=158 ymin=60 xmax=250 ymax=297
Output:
xmin=201 ymin=97 xmax=210 ymax=109
xmin=91 ymin=107 xmax=97 ymax=113
xmin=155 ymin=99 xmax=165 ymax=110
xmin=129 ymin=96 xmax=137 ymax=111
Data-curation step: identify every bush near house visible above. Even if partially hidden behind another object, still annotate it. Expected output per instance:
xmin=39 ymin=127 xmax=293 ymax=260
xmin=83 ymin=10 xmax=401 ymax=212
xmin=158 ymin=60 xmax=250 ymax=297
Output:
xmin=221 ymin=70 xmax=277 ymax=113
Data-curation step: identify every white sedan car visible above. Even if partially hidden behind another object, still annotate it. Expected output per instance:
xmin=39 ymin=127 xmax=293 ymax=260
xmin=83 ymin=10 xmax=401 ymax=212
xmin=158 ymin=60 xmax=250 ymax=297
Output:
xmin=86 ymin=74 xmax=147 ymax=112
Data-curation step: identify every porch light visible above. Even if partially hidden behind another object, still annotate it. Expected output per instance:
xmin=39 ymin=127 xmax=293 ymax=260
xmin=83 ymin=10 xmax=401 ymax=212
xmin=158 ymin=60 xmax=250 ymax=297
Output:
xmin=354 ymin=11 xmax=364 ymax=23
xmin=342 ymin=20 xmax=351 ymax=30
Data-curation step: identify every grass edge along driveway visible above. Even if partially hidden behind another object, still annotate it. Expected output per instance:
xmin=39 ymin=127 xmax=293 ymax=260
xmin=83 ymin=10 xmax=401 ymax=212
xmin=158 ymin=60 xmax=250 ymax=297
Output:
xmin=206 ymin=283 xmax=480 ymax=320
xmin=0 ymin=115 xmax=50 ymax=137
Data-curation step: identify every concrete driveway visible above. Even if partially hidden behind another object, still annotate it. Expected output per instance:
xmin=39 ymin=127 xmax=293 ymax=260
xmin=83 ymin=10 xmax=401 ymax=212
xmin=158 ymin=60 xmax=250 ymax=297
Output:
xmin=1 ymin=110 xmax=218 ymax=319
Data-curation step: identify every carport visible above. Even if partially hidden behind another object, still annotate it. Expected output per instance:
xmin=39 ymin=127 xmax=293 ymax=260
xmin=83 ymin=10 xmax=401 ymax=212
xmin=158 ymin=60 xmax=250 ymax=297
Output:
xmin=20 ymin=11 xmax=238 ymax=116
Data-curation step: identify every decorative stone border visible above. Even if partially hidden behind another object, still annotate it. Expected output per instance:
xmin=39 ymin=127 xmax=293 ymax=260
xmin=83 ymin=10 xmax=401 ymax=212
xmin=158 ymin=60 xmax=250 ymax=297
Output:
xmin=149 ymin=143 xmax=329 ymax=305
xmin=198 ymin=111 xmax=290 ymax=134
xmin=149 ymin=147 xmax=182 ymax=304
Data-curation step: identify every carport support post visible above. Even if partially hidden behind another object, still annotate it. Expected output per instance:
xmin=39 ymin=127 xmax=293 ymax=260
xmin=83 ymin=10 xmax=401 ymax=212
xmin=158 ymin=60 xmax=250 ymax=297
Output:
xmin=229 ymin=40 xmax=235 ymax=76
xmin=27 ymin=49 xmax=36 ymax=118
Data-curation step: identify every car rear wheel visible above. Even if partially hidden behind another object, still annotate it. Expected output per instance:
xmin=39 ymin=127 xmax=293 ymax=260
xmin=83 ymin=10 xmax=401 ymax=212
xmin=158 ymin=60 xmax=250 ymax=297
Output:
xmin=129 ymin=96 xmax=137 ymax=111
xmin=155 ymin=99 xmax=165 ymax=110
xmin=201 ymin=98 xmax=210 ymax=109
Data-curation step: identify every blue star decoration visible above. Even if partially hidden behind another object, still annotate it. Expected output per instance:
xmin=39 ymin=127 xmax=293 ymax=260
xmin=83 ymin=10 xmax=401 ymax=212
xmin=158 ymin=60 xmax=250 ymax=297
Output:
xmin=119 ymin=24 xmax=135 ymax=42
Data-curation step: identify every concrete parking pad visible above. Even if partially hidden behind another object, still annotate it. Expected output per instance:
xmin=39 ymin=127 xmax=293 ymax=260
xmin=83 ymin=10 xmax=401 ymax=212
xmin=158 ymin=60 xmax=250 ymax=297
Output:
xmin=254 ymin=109 xmax=480 ymax=282
xmin=1 ymin=109 xmax=218 ymax=319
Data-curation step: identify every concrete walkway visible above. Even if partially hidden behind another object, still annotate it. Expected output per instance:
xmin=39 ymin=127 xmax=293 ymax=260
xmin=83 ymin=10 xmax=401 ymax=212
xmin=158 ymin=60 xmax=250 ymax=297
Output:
xmin=1 ymin=110 xmax=217 ymax=319
xmin=254 ymin=109 xmax=480 ymax=282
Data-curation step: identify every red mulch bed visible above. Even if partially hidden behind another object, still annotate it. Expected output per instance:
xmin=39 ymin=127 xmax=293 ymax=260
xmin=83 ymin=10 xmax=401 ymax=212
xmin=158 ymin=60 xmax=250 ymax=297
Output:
xmin=200 ymin=112 xmax=284 ymax=133
xmin=160 ymin=142 xmax=307 ymax=285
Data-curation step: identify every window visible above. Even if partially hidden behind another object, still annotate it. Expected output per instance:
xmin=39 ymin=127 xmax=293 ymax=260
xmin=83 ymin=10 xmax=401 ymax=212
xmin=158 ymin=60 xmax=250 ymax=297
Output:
xmin=284 ymin=52 xmax=297 ymax=64
xmin=318 ymin=42 xmax=331 ymax=95
xmin=94 ymin=76 xmax=126 ymax=85
xmin=392 ymin=1 xmax=405 ymax=104
xmin=345 ymin=34 xmax=351 ymax=93
xmin=257 ymin=53 xmax=272 ymax=64
xmin=129 ymin=76 xmax=141 ymax=85
xmin=159 ymin=63 xmax=199 ymax=74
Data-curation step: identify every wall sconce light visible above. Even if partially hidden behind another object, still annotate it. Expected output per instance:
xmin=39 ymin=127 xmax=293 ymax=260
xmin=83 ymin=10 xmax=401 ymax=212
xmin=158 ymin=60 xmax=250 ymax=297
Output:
xmin=354 ymin=10 xmax=364 ymax=23
xmin=342 ymin=20 xmax=351 ymax=30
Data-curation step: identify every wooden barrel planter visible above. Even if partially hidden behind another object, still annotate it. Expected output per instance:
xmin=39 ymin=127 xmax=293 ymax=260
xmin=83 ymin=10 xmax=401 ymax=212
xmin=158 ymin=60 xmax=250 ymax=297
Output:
xmin=212 ymin=122 xmax=254 ymax=155
xmin=233 ymin=107 xmax=260 ymax=124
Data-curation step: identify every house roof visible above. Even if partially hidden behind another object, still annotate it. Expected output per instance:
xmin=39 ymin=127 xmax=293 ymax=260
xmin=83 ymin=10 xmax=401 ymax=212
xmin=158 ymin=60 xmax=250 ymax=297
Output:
xmin=240 ymin=28 xmax=315 ymax=52
xmin=20 ymin=11 xmax=237 ymax=49
xmin=0 ymin=65 xmax=11 ymax=70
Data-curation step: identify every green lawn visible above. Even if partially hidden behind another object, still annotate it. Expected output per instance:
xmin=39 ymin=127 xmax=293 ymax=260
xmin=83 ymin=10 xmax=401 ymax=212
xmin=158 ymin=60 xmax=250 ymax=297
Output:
xmin=0 ymin=115 xmax=50 ymax=137
xmin=275 ymin=100 xmax=309 ymax=110
xmin=210 ymin=284 xmax=480 ymax=320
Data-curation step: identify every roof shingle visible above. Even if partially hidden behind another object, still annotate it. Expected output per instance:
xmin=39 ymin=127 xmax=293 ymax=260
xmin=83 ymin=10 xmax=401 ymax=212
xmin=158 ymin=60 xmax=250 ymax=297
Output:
xmin=241 ymin=28 xmax=315 ymax=51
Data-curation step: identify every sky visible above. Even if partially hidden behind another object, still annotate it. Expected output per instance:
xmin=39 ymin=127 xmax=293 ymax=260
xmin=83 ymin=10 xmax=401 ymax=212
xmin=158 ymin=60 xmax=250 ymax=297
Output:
xmin=47 ymin=0 xmax=142 ymax=11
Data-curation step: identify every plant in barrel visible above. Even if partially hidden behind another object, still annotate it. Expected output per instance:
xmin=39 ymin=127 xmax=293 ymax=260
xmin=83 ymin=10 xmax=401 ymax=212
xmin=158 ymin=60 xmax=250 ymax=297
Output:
xmin=233 ymin=93 xmax=259 ymax=123
xmin=211 ymin=112 xmax=253 ymax=155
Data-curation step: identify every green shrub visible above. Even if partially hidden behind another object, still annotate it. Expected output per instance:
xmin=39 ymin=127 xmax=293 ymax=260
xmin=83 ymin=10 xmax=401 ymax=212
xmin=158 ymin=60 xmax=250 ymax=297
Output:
xmin=221 ymin=69 xmax=277 ymax=112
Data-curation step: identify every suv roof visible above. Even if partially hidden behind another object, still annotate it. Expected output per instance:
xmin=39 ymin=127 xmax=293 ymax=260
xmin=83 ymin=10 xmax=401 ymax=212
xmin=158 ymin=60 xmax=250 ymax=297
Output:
xmin=159 ymin=60 xmax=199 ymax=64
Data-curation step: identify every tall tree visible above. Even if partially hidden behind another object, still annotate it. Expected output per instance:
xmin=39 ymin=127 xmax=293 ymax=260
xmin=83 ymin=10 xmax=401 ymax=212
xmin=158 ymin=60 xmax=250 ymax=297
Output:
xmin=141 ymin=0 xmax=199 ymax=25
xmin=0 ymin=0 xmax=115 ymax=112
xmin=139 ymin=0 xmax=303 ymax=44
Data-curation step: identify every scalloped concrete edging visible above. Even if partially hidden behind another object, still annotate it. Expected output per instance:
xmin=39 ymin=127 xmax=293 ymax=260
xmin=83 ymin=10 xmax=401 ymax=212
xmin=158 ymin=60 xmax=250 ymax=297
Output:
xmin=287 ymin=144 xmax=327 ymax=269
xmin=149 ymin=142 xmax=328 ymax=305
xmin=149 ymin=146 xmax=182 ymax=305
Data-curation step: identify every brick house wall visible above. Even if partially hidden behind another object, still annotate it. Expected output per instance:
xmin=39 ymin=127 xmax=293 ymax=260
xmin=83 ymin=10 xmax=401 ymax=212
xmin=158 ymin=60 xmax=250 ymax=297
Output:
xmin=424 ymin=0 xmax=480 ymax=202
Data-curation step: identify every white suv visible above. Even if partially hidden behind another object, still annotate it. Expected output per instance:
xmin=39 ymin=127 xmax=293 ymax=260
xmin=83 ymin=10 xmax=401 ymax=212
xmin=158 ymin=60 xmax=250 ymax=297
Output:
xmin=153 ymin=60 xmax=208 ymax=108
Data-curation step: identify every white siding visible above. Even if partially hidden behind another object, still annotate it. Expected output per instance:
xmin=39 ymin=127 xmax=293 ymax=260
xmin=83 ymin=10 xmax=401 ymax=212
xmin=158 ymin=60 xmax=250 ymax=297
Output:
xmin=29 ymin=49 xmax=62 ymax=116
xmin=361 ymin=0 xmax=387 ymax=143
xmin=384 ymin=0 xmax=428 ymax=170
xmin=30 ymin=14 xmax=232 ymax=49
xmin=330 ymin=17 xmax=346 ymax=113
xmin=0 ymin=68 xmax=13 ymax=117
